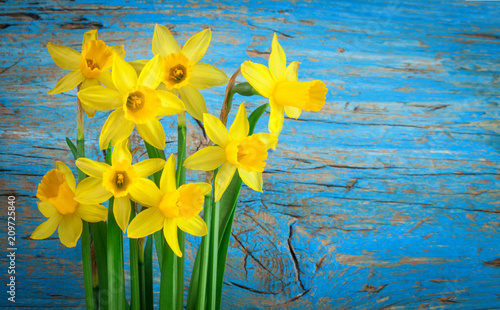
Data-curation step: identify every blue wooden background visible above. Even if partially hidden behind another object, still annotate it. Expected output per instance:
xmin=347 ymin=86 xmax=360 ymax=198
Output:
xmin=1 ymin=0 xmax=500 ymax=309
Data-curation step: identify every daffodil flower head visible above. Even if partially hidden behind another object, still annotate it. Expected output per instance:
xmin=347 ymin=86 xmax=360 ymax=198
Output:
xmin=47 ymin=30 xmax=126 ymax=117
xmin=75 ymin=140 xmax=166 ymax=232
xmin=127 ymin=154 xmax=211 ymax=257
xmin=183 ymin=103 xmax=277 ymax=201
xmin=77 ymin=54 xmax=186 ymax=150
xmin=152 ymin=24 xmax=229 ymax=121
xmin=240 ymin=33 xmax=328 ymax=136
xmin=31 ymin=161 xmax=108 ymax=247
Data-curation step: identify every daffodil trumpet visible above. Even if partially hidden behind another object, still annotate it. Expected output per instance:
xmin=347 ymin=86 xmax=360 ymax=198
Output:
xmin=240 ymin=33 xmax=328 ymax=137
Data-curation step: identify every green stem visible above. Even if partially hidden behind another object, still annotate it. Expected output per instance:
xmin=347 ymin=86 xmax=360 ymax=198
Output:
xmin=129 ymin=203 xmax=140 ymax=310
xmin=159 ymin=238 xmax=178 ymax=310
xmin=144 ymin=235 xmax=154 ymax=310
xmin=196 ymin=195 xmax=212 ymax=310
xmin=76 ymin=96 xmax=95 ymax=310
xmin=81 ymin=221 xmax=94 ymax=309
xmin=144 ymin=141 xmax=166 ymax=271
xmin=176 ymin=112 xmax=187 ymax=309
xmin=90 ymin=222 xmax=108 ymax=310
xmin=208 ymin=196 xmax=220 ymax=309
xmin=106 ymin=147 xmax=126 ymax=310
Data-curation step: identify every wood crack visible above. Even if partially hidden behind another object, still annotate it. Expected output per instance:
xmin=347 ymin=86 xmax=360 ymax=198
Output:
xmin=287 ymin=223 xmax=306 ymax=291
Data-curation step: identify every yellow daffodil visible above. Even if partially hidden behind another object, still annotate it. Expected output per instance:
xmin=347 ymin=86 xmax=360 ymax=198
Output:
xmin=77 ymin=54 xmax=185 ymax=150
xmin=183 ymin=103 xmax=276 ymax=201
xmin=74 ymin=140 xmax=165 ymax=232
xmin=47 ymin=30 xmax=126 ymax=117
xmin=152 ymin=24 xmax=229 ymax=120
xmin=31 ymin=161 xmax=107 ymax=247
xmin=240 ymin=34 xmax=328 ymax=136
xmin=127 ymin=154 xmax=210 ymax=257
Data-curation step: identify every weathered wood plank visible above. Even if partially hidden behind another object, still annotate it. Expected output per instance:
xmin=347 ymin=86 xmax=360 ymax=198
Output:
xmin=1 ymin=0 xmax=499 ymax=308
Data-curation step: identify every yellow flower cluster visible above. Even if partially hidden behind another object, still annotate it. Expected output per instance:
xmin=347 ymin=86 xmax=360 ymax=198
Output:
xmin=34 ymin=26 xmax=327 ymax=257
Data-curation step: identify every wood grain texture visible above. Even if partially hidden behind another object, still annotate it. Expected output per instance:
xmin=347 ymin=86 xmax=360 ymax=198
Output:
xmin=1 ymin=0 xmax=499 ymax=309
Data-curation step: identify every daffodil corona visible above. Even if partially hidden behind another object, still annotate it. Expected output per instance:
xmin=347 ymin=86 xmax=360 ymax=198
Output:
xmin=127 ymin=154 xmax=210 ymax=257
xmin=47 ymin=30 xmax=126 ymax=118
xmin=152 ymin=24 xmax=229 ymax=120
xmin=240 ymin=34 xmax=328 ymax=136
xmin=183 ymin=103 xmax=277 ymax=201
xmin=77 ymin=54 xmax=186 ymax=150
xmin=31 ymin=161 xmax=108 ymax=247
xmin=75 ymin=140 xmax=166 ymax=232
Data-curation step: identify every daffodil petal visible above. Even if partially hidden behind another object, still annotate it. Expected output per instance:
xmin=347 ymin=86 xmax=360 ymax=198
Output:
xmin=37 ymin=201 xmax=56 ymax=218
xmin=80 ymin=102 xmax=97 ymax=119
xmin=47 ymin=42 xmax=81 ymax=71
xmin=138 ymin=54 xmax=162 ymax=90
xmin=81 ymin=78 xmax=100 ymax=90
xmin=136 ymin=118 xmax=166 ymax=150
xmin=190 ymin=63 xmax=229 ymax=89
xmin=152 ymin=24 xmax=180 ymax=57
xmin=128 ymin=178 xmax=164 ymax=208
xmin=58 ymin=214 xmax=82 ymax=248
xmin=134 ymin=158 xmax=166 ymax=178
xmin=269 ymin=99 xmax=284 ymax=136
xmin=75 ymin=158 xmax=108 ymax=179
xmin=99 ymin=109 xmax=134 ymax=150
xmin=110 ymin=45 xmax=126 ymax=58
xmin=111 ymin=139 xmax=132 ymax=165
xmin=127 ymin=207 xmax=164 ymax=238
xmin=240 ymin=61 xmax=275 ymax=98
xmin=183 ymin=146 xmax=226 ymax=171
xmin=203 ymin=113 xmax=230 ymax=146
xmin=31 ymin=213 xmax=63 ymax=240
xmin=179 ymin=84 xmax=207 ymax=121
xmin=75 ymin=177 xmax=113 ymax=204
xmin=285 ymin=61 xmax=300 ymax=82
xmin=192 ymin=182 xmax=212 ymax=196
xmin=82 ymin=29 xmax=98 ymax=47
xmin=214 ymin=162 xmax=237 ymax=201
xmin=48 ymin=70 xmax=85 ymax=95
xmin=112 ymin=55 xmax=137 ymax=93
xmin=157 ymin=90 xmax=186 ymax=117
xmin=160 ymin=154 xmax=176 ymax=194
xmin=56 ymin=161 xmax=76 ymax=191
xmin=177 ymin=215 xmax=207 ymax=236
xmin=229 ymin=103 xmax=249 ymax=141
xmin=114 ymin=196 xmax=131 ymax=232
xmin=269 ymin=34 xmax=286 ymax=82
xmin=284 ymin=106 xmax=302 ymax=119
xmin=128 ymin=59 xmax=148 ymax=76
xmin=76 ymin=203 xmax=108 ymax=222
xmin=98 ymin=70 xmax=116 ymax=90
xmin=164 ymin=218 xmax=182 ymax=257
xmin=181 ymin=28 xmax=211 ymax=64
xmin=77 ymin=85 xmax=122 ymax=111
xmin=238 ymin=168 xmax=263 ymax=193
xmin=253 ymin=132 xmax=278 ymax=151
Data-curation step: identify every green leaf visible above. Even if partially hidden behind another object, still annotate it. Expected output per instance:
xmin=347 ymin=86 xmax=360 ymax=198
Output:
xmin=65 ymin=137 xmax=78 ymax=159
xmin=186 ymin=237 xmax=204 ymax=310
xmin=248 ymin=103 xmax=269 ymax=135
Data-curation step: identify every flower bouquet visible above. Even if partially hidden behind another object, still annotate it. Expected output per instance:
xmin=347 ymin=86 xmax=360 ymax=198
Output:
xmin=32 ymin=24 xmax=327 ymax=309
